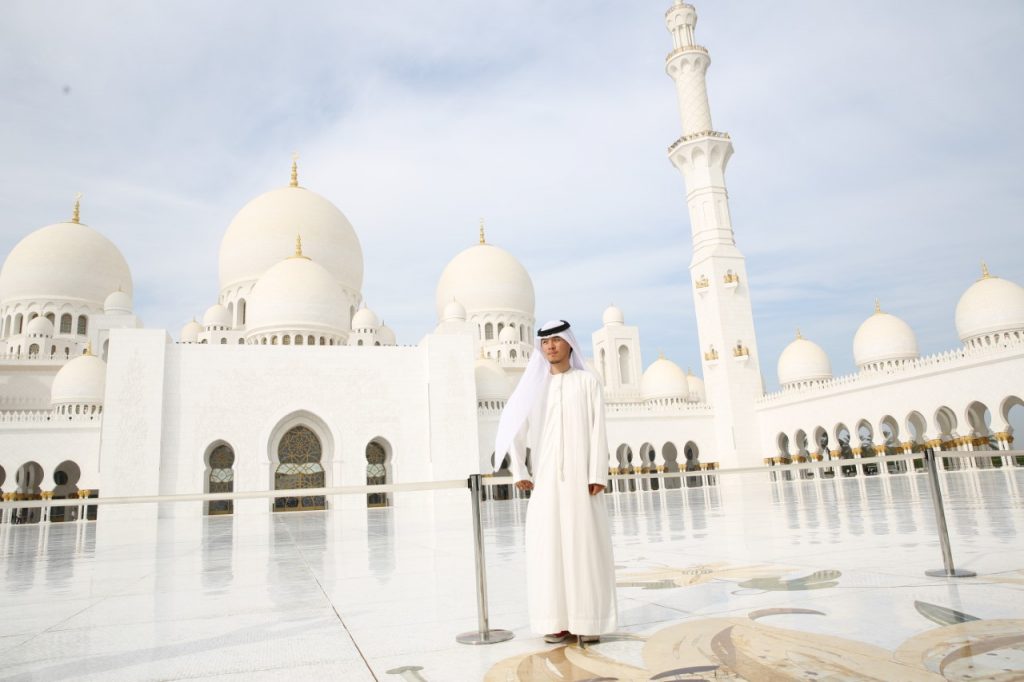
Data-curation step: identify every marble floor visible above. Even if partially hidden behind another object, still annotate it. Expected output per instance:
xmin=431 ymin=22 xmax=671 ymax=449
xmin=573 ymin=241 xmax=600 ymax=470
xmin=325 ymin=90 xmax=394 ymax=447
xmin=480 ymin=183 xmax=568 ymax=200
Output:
xmin=1 ymin=468 xmax=1023 ymax=681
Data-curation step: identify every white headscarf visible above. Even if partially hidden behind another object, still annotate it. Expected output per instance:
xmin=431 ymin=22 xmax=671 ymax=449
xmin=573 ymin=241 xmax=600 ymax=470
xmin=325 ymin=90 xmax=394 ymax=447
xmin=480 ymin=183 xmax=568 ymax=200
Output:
xmin=493 ymin=319 xmax=589 ymax=463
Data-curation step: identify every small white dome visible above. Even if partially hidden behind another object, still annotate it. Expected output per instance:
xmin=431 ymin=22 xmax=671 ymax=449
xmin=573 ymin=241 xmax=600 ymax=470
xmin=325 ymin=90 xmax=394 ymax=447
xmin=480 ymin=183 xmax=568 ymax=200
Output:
xmin=219 ymin=184 xmax=363 ymax=297
xmin=498 ymin=325 xmax=517 ymax=343
xmin=435 ymin=242 xmax=535 ymax=320
xmin=441 ymin=298 xmax=467 ymax=322
xmin=602 ymin=305 xmax=624 ymax=326
xmin=778 ymin=333 xmax=832 ymax=387
xmin=686 ymin=370 xmax=706 ymax=403
xmin=180 ymin=320 xmax=203 ymax=343
xmin=202 ymin=303 xmax=231 ymax=329
xmin=377 ymin=323 xmax=396 ymax=346
xmin=246 ymin=253 xmax=348 ymax=337
xmin=0 ymin=219 xmax=133 ymax=307
xmin=853 ymin=304 xmax=919 ymax=369
xmin=26 ymin=316 xmax=54 ymax=337
xmin=955 ymin=267 xmax=1024 ymax=343
xmin=641 ymin=356 xmax=690 ymax=401
xmin=51 ymin=352 xmax=106 ymax=405
xmin=474 ymin=357 xmax=510 ymax=401
xmin=352 ymin=306 xmax=380 ymax=331
xmin=104 ymin=290 xmax=133 ymax=314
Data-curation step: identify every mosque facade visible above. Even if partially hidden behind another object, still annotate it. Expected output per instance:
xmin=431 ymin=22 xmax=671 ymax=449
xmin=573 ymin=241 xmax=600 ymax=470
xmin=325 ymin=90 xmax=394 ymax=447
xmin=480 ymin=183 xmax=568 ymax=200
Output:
xmin=1 ymin=1 xmax=1022 ymax=521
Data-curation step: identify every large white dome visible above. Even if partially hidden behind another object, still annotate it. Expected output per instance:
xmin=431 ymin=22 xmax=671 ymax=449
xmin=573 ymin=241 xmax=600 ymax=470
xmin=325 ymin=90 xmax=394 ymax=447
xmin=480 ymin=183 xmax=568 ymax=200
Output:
xmin=0 ymin=220 xmax=132 ymax=306
xmin=474 ymin=357 xmax=510 ymax=401
xmin=853 ymin=304 xmax=919 ymax=369
xmin=246 ymin=253 xmax=349 ymax=337
xmin=435 ymin=242 xmax=535 ymax=319
xmin=51 ymin=352 xmax=106 ymax=405
xmin=219 ymin=185 xmax=363 ymax=297
xmin=955 ymin=267 xmax=1024 ymax=343
xmin=641 ymin=356 xmax=689 ymax=401
xmin=778 ymin=332 xmax=832 ymax=387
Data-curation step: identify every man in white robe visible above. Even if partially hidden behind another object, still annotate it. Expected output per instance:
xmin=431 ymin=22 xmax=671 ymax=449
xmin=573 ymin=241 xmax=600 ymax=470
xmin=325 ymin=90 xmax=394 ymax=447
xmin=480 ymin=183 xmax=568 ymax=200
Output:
xmin=495 ymin=319 xmax=617 ymax=644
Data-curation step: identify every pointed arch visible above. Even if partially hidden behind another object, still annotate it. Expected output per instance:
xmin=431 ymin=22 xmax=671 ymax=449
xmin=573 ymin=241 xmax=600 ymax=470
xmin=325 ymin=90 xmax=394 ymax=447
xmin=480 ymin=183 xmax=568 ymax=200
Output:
xmin=267 ymin=410 xmax=333 ymax=512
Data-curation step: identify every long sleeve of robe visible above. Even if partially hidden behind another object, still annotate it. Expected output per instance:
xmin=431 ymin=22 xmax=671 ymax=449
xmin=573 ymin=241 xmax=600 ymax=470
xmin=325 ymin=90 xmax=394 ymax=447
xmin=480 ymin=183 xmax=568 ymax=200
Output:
xmin=510 ymin=367 xmax=617 ymax=636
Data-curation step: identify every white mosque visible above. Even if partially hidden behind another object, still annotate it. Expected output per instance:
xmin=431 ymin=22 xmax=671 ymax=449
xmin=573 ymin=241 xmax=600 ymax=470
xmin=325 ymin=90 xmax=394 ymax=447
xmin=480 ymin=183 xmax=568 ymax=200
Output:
xmin=1 ymin=0 xmax=1022 ymax=521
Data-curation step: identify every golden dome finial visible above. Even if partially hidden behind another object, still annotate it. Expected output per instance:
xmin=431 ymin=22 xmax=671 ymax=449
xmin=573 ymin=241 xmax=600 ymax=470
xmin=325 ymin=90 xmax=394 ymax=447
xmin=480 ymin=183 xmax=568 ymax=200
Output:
xmin=291 ymin=233 xmax=309 ymax=259
xmin=479 ymin=218 xmax=486 ymax=245
xmin=874 ymin=298 xmax=881 ymax=314
xmin=290 ymin=152 xmax=299 ymax=188
xmin=687 ymin=367 xmax=693 ymax=376
xmin=658 ymin=348 xmax=665 ymax=360
xmin=981 ymin=260 xmax=990 ymax=279
xmin=84 ymin=341 xmax=93 ymax=356
xmin=71 ymin=192 xmax=82 ymax=224
xmin=796 ymin=327 xmax=802 ymax=339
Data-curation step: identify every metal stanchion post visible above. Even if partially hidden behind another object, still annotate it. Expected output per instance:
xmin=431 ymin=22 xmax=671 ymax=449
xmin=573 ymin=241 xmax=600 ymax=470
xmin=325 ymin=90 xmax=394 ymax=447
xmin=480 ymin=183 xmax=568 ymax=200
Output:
xmin=923 ymin=448 xmax=976 ymax=578
xmin=456 ymin=474 xmax=514 ymax=645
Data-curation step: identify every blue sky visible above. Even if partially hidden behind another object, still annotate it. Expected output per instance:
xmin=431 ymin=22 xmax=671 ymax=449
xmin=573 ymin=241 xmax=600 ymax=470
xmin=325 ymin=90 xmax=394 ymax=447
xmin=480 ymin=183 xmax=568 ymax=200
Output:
xmin=1 ymin=1 xmax=1022 ymax=389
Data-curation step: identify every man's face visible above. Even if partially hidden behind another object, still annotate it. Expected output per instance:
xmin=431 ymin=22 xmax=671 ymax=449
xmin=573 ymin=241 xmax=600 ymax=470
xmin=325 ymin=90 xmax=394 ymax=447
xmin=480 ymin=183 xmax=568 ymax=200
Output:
xmin=541 ymin=335 xmax=572 ymax=365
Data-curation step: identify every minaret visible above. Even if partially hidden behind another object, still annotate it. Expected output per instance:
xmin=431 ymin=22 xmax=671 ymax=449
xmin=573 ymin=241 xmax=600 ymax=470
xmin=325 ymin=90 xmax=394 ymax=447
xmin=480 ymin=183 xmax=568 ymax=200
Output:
xmin=664 ymin=1 xmax=763 ymax=468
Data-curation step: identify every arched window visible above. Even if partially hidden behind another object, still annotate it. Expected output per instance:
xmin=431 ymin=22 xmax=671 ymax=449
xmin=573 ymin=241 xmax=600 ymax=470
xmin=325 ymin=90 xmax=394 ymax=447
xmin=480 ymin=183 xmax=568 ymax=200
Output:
xmin=295 ymin=335 xmax=304 ymax=345
xmin=60 ymin=313 xmax=73 ymax=334
xmin=599 ymin=349 xmax=607 ymax=381
xmin=357 ymin=339 xmax=364 ymax=346
xmin=366 ymin=439 xmax=391 ymax=508
xmin=307 ymin=335 xmax=314 ymax=345
xmin=46 ymin=312 xmax=55 ymax=325
xmin=14 ymin=313 xmax=23 ymax=334
xmin=485 ymin=323 xmax=494 ymax=340
xmin=618 ymin=345 xmax=631 ymax=384
xmin=283 ymin=335 xmax=291 ymax=345
xmin=220 ymin=338 xmax=227 ymax=344
xmin=76 ymin=315 xmax=88 ymax=335
xmin=51 ymin=460 xmax=82 ymax=522
xmin=28 ymin=343 xmax=39 ymax=356
xmin=207 ymin=444 xmax=235 ymax=515
xmin=274 ymin=426 xmax=325 ymax=512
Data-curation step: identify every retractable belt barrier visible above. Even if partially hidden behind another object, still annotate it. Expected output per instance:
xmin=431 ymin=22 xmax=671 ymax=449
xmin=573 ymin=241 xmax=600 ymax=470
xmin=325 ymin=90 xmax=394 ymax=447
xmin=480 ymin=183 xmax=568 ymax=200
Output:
xmin=3 ymin=449 xmax=1017 ymax=641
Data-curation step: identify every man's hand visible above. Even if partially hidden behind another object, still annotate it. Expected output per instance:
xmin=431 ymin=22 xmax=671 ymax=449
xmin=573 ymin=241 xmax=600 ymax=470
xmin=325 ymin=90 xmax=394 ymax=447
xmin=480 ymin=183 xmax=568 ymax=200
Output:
xmin=515 ymin=480 xmax=534 ymax=491
xmin=588 ymin=484 xmax=605 ymax=496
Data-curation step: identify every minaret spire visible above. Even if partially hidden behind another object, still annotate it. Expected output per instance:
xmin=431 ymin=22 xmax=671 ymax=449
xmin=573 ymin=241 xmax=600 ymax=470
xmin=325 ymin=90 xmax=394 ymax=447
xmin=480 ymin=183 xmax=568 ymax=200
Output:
xmin=663 ymin=1 xmax=762 ymax=469
xmin=71 ymin=192 xmax=82 ymax=224
xmin=479 ymin=218 xmax=486 ymax=245
xmin=290 ymin=152 xmax=299 ymax=188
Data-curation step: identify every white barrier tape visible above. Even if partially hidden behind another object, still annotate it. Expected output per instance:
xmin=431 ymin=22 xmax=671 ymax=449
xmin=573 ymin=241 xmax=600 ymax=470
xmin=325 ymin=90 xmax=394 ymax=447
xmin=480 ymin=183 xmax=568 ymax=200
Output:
xmin=0 ymin=479 xmax=466 ymax=510
xmin=2 ymin=450 xmax=1018 ymax=510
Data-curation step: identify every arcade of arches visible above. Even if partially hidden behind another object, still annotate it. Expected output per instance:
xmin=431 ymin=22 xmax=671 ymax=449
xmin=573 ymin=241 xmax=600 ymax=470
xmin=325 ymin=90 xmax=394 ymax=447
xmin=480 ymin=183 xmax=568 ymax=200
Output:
xmin=0 ymin=459 xmax=96 ymax=525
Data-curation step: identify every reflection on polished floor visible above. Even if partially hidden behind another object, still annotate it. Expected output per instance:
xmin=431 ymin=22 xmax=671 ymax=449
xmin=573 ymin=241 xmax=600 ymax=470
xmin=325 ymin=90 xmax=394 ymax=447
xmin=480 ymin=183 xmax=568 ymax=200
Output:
xmin=2 ymin=468 xmax=1023 ymax=681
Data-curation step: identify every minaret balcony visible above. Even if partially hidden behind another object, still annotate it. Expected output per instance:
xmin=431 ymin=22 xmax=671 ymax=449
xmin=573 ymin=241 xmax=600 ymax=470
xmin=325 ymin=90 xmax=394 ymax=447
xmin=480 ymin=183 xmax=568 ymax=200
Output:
xmin=665 ymin=44 xmax=708 ymax=62
xmin=667 ymin=130 xmax=730 ymax=154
